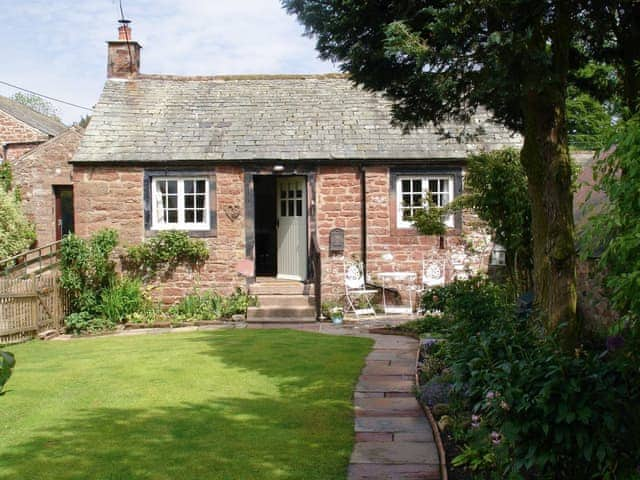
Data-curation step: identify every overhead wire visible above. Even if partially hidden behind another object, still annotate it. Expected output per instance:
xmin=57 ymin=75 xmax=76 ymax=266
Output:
xmin=0 ymin=80 xmax=93 ymax=112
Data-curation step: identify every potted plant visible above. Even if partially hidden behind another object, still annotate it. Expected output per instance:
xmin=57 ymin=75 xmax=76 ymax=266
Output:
xmin=330 ymin=306 xmax=344 ymax=324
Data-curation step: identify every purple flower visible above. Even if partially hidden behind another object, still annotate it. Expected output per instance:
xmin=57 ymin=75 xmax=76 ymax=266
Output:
xmin=606 ymin=335 xmax=625 ymax=352
xmin=486 ymin=391 xmax=495 ymax=400
xmin=471 ymin=414 xmax=481 ymax=428
xmin=491 ymin=431 xmax=502 ymax=445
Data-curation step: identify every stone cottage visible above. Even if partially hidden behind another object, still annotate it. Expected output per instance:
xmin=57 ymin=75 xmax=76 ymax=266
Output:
xmin=71 ymin=24 xmax=521 ymax=320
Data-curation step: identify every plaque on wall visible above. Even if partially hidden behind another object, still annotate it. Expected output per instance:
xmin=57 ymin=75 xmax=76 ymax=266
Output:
xmin=329 ymin=228 xmax=345 ymax=254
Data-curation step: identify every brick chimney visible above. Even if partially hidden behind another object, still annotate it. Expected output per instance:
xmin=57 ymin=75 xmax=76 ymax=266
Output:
xmin=107 ymin=20 xmax=142 ymax=78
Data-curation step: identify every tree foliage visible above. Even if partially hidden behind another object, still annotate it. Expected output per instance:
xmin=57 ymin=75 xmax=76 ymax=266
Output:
xmin=585 ymin=115 xmax=640 ymax=324
xmin=10 ymin=92 xmax=61 ymax=121
xmin=283 ymin=0 xmax=639 ymax=341
xmin=457 ymin=149 xmax=533 ymax=289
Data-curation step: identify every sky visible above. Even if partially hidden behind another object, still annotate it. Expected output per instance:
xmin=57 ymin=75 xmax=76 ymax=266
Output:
xmin=0 ymin=0 xmax=338 ymax=124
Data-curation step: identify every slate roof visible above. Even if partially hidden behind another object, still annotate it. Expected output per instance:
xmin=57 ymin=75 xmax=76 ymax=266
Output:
xmin=73 ymin=74 xmax=521 ymax=164
xmin=0 ymin=95 xmax=67 ymax=138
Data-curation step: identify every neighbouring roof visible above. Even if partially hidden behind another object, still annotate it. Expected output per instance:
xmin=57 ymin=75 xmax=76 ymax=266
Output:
xmin=73 ymin=74 xmax=521 ymax=164
xmin=0 ymin=95 xmax=67 ymax=138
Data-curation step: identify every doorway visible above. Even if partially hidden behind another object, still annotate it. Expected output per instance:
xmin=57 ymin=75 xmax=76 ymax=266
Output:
xmin=54 ymin=186 xmax=74 ymax=241
xmin=253 ymin=175 xmax=308 ymax=280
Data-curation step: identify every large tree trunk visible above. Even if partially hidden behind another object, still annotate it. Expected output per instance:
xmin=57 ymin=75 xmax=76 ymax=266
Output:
xmin=521 ymin=93 xmax=578 ymax=344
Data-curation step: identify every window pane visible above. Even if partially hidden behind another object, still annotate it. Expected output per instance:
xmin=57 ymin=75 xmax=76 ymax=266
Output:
xmin=281 ymin=200 xmax=286 ymax=217
xmin=428 ymin=180 xmax=438 ymax=193
xmin=402 ymin=194 xmax=411 ymax=206
xmin=296 ymin=199 xmax=302 ymax=216
xmin=167 ymin=181 xmax=177 ymax=195
xmin=402 ymin=208 xmax=412 ymax=221
xmin=158 ymin=181 xmax=166 ymax=194
xmin=412 ymin=194 xmax=422 ymax=206
xmin=440 ymin=179 xmax=449 ymax=192
xmin=412 ymin=179 xmax=421 ymax=192
xmin=196 ymin=196 xmax=205 ymax=209
xmin=185 ymin=210 xmax=194 ymax=223
xmin=296 ymin=189 xmax=302 ymax=199
xmin=401 ymin=180 xmax=410 ymax=192
xmin=196 ymin=181 xmax=206 ymax=194
xmin=184 ymin=181 xmax=194 ymax=194
xmin=168 ymin=196 xmax=177 ymax=209
xmin=167 ymin=210 xmax=178 ymax=223
xmin=431 ymin=194 xmax=439 ymax=206
xmin=185 ymin=196 xmax=194 ymax=209
xmin=196 ymin=210 xmax=204 ymax=223
xmin=288 ymin=199 xmax=294 ymax=215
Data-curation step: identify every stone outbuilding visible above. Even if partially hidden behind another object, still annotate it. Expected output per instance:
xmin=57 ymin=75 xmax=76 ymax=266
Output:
xmin=11 ymin=126 xmax=83 ymax=246
xmin=71 ymin=24 xmax=522 ymax=319
xmin=0 ymin=95 xmax=67 ymax=163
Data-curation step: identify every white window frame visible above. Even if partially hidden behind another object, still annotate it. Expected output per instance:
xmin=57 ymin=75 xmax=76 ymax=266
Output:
xmin=151 ymin=177 xmax=210 ymax=231
xmin=396 ymin=175 xmax=455 ymax=229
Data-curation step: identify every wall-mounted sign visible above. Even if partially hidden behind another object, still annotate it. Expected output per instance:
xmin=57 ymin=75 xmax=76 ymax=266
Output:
xmin=329 ymin=228 xmax=345 ymax=254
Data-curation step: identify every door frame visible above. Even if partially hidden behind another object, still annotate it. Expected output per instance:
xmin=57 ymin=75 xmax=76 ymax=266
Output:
xmin=53 ymin=185 xmax=74 ymax=241
xmin=244 ymin=168 xmax=317 ymax=284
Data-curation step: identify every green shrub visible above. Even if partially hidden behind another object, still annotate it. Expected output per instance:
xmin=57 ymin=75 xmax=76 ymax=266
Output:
xmin=432 ymin=278 xmax=640 ymax=478
xmin=393 ymin=314 xmax=449 ymax=337
xmin=64 ymin=312 xmax=115 ymax=335
xmin=0 ymin=184 xmax=36 ymax=260
xmin=122 ymin=231 xmax=209 ymax=279
xmin=0 ymin=350 xmax=15 ymax=395
xmin=98 ymin=277 xmax=147 ymax=324
xmin=169 ymin=288 xmax=256 ymax=321
xmin=60 ymin=229 xmax=119 ymax=314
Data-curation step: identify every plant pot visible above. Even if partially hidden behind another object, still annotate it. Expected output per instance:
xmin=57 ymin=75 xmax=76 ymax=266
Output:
xmin=331 ymin=315 xmax=344 ymax=325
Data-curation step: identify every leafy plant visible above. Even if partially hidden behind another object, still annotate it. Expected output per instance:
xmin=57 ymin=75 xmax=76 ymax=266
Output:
xmin=0 ymin=350 xmax=15 ymax=394
xmin=0 ymin=175 xmax=36 ymax=260
xmin=59 ymin=229 xmax=119 ymax=314
xmin=168 ymin=288 xmax=255 ymax=321
xmin=64 ymin=312 xmax=115 ymax=335
xmin=98 ymin=277 xmax=148 ymax=324
xmin=122 ymin=231 xmax=209 ymax=280
xmin=411 ymin=202 xmax=446 ymax=236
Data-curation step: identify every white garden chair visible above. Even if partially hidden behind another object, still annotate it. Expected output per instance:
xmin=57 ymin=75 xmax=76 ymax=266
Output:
xmin=344 ymin=261 xmax=377 ymax=317
xmin=422 ymin=260 xmax=446 ymax=291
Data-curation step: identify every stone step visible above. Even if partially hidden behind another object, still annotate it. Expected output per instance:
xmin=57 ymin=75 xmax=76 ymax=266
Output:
xmin=246 ymin=305 xmax=316 ymax=322
xmin=256 ymin=294 xmax=315 ymax=308
xmin=249 ymin=281 xmax=314 ymax=296
xmin=246 ymin=318 xmax=317 ymax=325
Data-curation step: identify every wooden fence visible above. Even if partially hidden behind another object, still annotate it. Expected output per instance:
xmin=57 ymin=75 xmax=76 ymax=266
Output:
xmin=0 ymin=241 xmax=69 ymax=345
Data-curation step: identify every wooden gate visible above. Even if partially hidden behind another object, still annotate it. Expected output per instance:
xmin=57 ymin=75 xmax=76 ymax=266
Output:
xmin=0 ymin=241 xmax=69 ymax=345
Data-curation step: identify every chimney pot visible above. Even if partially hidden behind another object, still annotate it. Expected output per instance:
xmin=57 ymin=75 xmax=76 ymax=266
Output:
xmin=118 ymin=25 xmax=132 ymax=41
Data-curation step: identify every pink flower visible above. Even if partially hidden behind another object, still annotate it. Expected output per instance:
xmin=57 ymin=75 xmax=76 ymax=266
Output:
xmin=471 ymin=414 xmax=481 ymax=428
xmin=486 ymin=391 xmax=495 ymax=400
xmin=491 ymin=431 xmax=502 ymax=445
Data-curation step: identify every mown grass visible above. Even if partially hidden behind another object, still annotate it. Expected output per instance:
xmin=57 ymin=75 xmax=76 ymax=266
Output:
xmin=0 ymin=329 xmax=372 ymax=480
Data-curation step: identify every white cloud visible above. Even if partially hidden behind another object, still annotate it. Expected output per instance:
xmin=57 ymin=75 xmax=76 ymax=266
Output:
xmin=0 ymin=0 xmax=336 ymax=123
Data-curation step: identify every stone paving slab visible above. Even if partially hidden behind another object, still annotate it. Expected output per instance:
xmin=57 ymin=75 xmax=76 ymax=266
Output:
xmin=348 ymin=463 xmax=440 ymax=480
xmin=362 ymin=364 xmax=416 ymax=376
xmin=355 ymin=416 xmax=430 ymax=433
xmin=372 ymin=336 xmax=420 ymax=350
xmin=360 ymin=374 xmax=415 ymax=381
xmin=351 ymin=442 xmax=440 ymax=465
xmin=394 ymin=431 xmax=435 ymax=442
xmin=356 ymin=378 xmax=415 ymax=393
xmin=367 ymin=349 xmax=417 ymax=361
xmin=355 ymin=398 xmax=423 ymax=417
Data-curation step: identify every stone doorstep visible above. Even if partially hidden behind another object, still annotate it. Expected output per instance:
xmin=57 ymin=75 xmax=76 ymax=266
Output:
xmin=355 ymin=416 xmax=431 ymax=434
xmin=348 ymin=463 xmax=440 ymax=480
xmin=355 ymin=378 xmax=415 ymax=393
xmin=350 ymin=441 xmax=440 ymax=465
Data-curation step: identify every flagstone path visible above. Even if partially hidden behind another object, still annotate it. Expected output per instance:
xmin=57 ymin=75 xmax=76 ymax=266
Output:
xmin=348 ymin=334 xmax=440 ymax=480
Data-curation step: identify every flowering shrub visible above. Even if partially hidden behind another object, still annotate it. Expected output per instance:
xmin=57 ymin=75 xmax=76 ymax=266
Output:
xmin=430 ymin=277 xmax=640 ymax=478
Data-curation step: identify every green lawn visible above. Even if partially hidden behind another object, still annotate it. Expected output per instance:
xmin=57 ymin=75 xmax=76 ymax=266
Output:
xmin=0 ymin=329 xmax=372 ymax=480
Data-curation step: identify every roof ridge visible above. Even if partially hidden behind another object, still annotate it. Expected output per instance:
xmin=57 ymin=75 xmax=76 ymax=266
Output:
xmin=131 ymin=73 xmax=349 ymax=82
xmin=0 ymin=95 xmax=67 ymax=136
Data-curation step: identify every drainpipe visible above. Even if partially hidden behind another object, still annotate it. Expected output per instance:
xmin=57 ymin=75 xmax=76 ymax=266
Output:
xmin=360 ymin=164 xmax=367 ymax=281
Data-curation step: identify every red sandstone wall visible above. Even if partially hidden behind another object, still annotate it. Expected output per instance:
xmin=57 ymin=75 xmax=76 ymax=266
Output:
xmin=73 ymin=164 xmax=247 ymax=304
xmin=316 ymin=166 xmax=493 ymax=303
